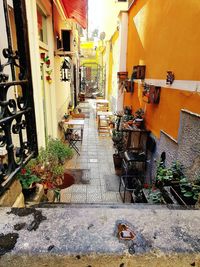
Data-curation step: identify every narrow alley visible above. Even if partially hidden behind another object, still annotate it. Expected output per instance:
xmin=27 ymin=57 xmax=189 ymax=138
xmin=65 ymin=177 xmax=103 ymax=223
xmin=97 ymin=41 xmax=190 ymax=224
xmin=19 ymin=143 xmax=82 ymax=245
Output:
xmin=61 ymin=100 xmax=122 ymax=204
xmin=0 ymin=0 xmax=200 ymax=265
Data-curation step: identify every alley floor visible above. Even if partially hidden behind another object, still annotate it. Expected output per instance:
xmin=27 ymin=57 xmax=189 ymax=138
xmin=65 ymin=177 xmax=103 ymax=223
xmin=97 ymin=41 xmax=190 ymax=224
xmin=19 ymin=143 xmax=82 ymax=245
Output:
xmin=61 ymin=100 xmax=122 ymax=204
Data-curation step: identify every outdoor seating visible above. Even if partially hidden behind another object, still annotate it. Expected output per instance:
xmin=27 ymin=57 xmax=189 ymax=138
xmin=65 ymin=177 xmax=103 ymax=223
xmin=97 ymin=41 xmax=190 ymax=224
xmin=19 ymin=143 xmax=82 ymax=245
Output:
xmin=95 ymin=99 xmax=109 ymax=116
xmin=64 ymin=128 xmax=81 ymax=155
xmin=59 ymin=119 xmax=85 ymax=155
xmin=119 ymin=130 xmax=149 ymax=202
xmin=97 ymin=111 xmax=113 ymax=135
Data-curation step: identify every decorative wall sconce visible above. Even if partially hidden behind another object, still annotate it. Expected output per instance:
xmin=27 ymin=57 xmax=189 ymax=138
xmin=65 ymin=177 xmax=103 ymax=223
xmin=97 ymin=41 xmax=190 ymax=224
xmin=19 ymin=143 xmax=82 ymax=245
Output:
xmin=60 ymin=58 xmax=71 ymax=82
xmin=117 ymin=72 xmax=134 ymax=93
xmin=142 ymin=83 xmax=161 ymax=104
xmin=166 ymin=71 xmax=175 ymax=85
xmin=132 ymin=65 xmax=146 ymax=80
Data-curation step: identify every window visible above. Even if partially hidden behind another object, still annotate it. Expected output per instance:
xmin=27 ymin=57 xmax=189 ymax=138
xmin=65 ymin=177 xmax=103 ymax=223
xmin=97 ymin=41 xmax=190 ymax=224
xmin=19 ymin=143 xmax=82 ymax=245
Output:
xmin=37 ymin=6 xmax=47 ymax=44
xmin=61 ymin=30 xmax=71 ymax=51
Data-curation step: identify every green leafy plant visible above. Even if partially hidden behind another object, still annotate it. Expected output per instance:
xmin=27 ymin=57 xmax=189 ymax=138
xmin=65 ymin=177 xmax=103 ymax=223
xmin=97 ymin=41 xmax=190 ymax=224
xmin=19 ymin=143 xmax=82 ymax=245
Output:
xmin=134 ymin=108 xmax=144 ymax=119
xmin=112 ymin=129 xmax=124 ymax=155
xmin=147 ymin=189 xmax=163 ymax=204
xmin=51 ymin=165 xmax=64 ymax=179
xmin=23 ymin=137 xmax=73 ymax=192
xmin=180 ymin=177 xmax=200 ymax=201
xmin=155 ymin=161 xmax=173 ymax=185
xmin=17 ymin=168 xmax=41 ymax=189
xmin=124 ymin=106 xmax=132 ymax=115
xmin=38 ymin=137 xmax=73 ymax=166
xmin=170 ymin=161 xmax=184 ymax=180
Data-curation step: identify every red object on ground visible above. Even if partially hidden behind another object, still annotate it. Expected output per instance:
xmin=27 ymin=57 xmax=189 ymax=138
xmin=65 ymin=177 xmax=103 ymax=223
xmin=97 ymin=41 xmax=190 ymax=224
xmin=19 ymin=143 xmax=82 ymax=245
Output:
xmin=60 ymin=0 xmax=88 ymax=29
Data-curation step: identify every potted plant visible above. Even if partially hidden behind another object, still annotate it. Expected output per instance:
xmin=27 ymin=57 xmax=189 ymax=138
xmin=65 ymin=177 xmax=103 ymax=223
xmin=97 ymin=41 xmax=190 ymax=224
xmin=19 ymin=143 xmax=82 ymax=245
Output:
xmin=124 ymin=106 xmax=132 ymax=115
xmin=17 ymin=167 xmax=41 ymax=197
xmin=134 ymin=108 xmax=145 ymax=128
xmin=170 ymin=161 xmax=185 ymax=181
xmin=155 ymin=160 xmax=185 ymax=188
xmin=155 ymin=161 xmax=173 ymax=188
xmin=26 ymin=137 xmax=73 ymax=199
xmin=112 ymin=129 xmax=124 ymax=171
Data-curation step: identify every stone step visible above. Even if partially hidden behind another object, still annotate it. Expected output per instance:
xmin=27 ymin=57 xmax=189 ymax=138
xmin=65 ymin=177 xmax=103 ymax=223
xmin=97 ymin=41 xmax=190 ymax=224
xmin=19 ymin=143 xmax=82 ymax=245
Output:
xmin=32 ymin=201 xmax=196 ymax=210
xmin=0 ymin=205 xmax=200 ymax=267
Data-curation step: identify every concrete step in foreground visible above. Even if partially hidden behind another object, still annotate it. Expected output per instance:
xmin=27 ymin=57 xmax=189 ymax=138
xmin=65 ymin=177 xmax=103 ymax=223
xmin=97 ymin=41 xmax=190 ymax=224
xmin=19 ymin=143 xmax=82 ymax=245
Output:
xmin=0 ymin=205 xmax=199 ymax=267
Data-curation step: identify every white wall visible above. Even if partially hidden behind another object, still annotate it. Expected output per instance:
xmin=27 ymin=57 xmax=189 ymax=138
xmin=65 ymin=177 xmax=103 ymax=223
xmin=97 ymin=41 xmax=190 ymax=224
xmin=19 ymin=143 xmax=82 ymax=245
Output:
xmin=54 ymin=56 xmax=71 ymax=121
xmin=25 ymin=0 xmax=46 ymax=148
xmin=26 ymin=0 xmax=64 ymax=148
xmin=117 ymin=11 xmax=128 ymax=111
xmin=111 ymin=34 xmax=119 ymax=111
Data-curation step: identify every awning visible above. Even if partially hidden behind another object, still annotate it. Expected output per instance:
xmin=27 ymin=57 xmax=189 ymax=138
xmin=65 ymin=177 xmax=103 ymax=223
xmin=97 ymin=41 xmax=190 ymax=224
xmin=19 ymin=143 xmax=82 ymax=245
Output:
xmin=60 ymin=0 xmax=88 ymax=29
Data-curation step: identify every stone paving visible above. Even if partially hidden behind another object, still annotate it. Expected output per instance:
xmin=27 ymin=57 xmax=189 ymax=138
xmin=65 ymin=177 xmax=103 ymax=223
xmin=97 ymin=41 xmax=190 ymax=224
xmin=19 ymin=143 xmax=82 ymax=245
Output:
xmin=61 ymin=100 xmax=122 ymax=204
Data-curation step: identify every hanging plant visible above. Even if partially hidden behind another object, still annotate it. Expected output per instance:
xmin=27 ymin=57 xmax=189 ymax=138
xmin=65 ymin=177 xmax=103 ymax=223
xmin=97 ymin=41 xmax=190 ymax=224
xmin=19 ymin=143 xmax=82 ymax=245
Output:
xmin=40 ymin=53 xmax=53 ymax=83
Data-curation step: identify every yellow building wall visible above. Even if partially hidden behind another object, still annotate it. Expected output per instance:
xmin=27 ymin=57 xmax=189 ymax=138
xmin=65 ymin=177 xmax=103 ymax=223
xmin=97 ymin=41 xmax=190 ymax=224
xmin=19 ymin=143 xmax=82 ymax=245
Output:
xmin=107 ymin=30 xmax=119 ymax=102
xmin=80 ymin=41 xmax=98 ymax=66
xmin=125 ymin=0 xmax=200 ymax=139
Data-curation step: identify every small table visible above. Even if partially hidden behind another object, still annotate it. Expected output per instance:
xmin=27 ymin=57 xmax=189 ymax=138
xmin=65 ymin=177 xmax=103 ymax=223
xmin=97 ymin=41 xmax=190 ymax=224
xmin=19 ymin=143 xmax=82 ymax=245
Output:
xmin=62 ymin=119 xmax=85 ymax=155
xmin=64 ymin=119 xmax=85 ymax=142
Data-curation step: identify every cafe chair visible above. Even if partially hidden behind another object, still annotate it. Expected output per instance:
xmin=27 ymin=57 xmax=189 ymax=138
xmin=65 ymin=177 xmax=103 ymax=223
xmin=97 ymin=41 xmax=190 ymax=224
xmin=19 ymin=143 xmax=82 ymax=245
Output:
xmin=119 ymin=130 xmax=149 ymax=202
xmin=64 ymin=128 xmax=81 ymax=155
xmin=98 ymin=115 xmax=110 ymax=135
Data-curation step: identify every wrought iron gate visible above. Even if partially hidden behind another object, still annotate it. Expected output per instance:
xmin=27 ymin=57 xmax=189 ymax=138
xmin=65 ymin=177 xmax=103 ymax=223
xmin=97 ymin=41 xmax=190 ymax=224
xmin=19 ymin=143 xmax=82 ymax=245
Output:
xmin=80 ymin=63 xmax=105 ymax=98
xmin=0 ymin=0 xmax=38 ymax=195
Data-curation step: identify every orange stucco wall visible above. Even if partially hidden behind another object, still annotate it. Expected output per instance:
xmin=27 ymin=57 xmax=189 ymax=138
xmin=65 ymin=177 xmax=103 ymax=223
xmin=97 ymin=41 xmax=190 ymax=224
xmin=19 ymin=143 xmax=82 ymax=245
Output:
xmin=125 ymin=0 xmax=200 ymax=139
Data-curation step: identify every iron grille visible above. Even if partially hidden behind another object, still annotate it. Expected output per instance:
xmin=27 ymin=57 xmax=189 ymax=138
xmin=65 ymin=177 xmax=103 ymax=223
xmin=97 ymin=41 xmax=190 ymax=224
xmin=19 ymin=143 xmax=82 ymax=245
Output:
xmin=0 ymin=0 xmax=38 ymax=195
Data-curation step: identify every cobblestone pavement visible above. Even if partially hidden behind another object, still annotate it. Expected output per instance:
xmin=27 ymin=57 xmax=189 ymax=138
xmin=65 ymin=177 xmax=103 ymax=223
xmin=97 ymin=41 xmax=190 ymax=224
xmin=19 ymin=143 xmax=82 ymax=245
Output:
xmin=61 ymin=100 xmax=122 ymax=204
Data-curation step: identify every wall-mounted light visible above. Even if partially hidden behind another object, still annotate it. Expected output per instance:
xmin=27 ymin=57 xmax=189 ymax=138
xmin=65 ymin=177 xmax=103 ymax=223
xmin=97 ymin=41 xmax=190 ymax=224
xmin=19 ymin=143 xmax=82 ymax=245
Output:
xmin=60 ymin=58 xmax=71 ymax=82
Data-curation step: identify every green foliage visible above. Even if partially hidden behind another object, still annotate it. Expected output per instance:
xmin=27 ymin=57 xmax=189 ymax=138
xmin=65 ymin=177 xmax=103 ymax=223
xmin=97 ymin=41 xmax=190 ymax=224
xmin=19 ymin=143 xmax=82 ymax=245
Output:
xmin=147 ymin=190 xmax=163 ymax=204
xmin=19 ymin=137 xmax=73 ymax=190
xmin=51 ymin=165 xmax=64 ymax=179
xmin=156 ymin=160 xmax=186 ymax=186
xmin=17 ymin=168 xmax=41 ymax=189
xmin=112 ymin=129 xmax=124 ymax=155
xmin=180 ymin=177 xmax=200 ymax=201
xmin=135 ymin=108 xmax=144 ymax=119
xmin=170 ymin=161 xmax=184 ymax=180
xmin=155 ymin=161 xmax=173 ymax=183
xmin=38 ymin=137 xmax=73 ymax=166
xmin=124 ymin=106 xmax=132 ymax=115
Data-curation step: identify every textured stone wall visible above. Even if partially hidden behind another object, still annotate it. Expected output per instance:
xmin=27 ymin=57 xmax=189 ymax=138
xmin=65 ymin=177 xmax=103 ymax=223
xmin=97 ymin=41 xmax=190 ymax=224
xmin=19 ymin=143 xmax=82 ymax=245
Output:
xmin=157 ymin=131 xmax=178 ymax=168
xmin=154 ymin=110 xmax=200 ymax=180
xmin=177 ymin=110 xmax=200 ymax=177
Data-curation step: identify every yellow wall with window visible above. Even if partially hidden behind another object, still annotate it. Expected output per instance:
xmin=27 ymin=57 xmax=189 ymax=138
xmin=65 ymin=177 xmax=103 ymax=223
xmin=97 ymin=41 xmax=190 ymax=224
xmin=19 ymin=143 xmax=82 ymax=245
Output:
xmin=125 ymin=0 xmax=200 ymax=139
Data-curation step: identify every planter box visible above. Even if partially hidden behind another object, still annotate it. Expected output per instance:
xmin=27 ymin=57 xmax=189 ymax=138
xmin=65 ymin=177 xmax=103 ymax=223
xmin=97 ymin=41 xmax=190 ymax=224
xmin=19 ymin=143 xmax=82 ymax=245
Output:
xmin=142 ymin=188 xmax=178 ymax=205
xmin=170 ymin=185 xmax=197 ymax=206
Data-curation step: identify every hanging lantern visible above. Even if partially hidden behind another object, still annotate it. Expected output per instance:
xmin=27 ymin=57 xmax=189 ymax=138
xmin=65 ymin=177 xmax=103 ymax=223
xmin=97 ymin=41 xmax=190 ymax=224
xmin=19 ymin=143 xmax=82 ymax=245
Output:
xmin=60 ymin=58 xmax=71 ymax=82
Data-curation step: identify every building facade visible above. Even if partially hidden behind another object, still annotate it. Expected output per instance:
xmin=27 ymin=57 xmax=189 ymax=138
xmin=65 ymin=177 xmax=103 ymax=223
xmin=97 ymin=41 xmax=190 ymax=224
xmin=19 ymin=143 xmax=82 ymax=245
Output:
xmin=124 ymin=0 xmax=200 ymax=176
